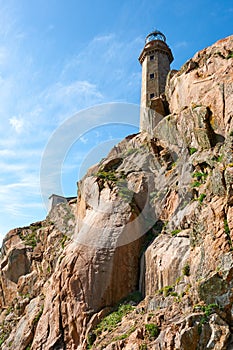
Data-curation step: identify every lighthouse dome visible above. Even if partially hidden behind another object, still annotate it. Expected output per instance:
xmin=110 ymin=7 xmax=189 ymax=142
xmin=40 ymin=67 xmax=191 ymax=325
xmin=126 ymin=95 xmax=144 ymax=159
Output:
xmin=145 ymin=30 xmax=166 ymax=44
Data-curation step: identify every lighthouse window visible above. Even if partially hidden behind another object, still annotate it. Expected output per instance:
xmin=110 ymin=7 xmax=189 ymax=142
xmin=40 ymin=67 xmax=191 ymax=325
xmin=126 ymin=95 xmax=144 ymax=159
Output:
xmin=150 ymin=55 xmax=154 ymax=61
xmin=150 ymin=93 xmax=155 ymax=99
xmin=150 ymin=73 xmax=155 ymax=79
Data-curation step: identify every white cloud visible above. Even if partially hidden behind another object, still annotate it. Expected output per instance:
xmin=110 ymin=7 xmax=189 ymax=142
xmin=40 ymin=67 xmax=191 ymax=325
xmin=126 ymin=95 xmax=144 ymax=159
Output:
xmin=1 ymin=181 xmax=38 ymax=191
xmin=61 ymin=34 xmax=115 ymax=78
xmin=174 ymin=41 xmax=188 ymax=49
xmin=45 ymin=80 xmax=103 ymax=102
xmin=0 ymin=169 xmax=40 ymax=191
xmin=0 ymin=162 xmax=26 ymax=173
xmin=9 ymin=116 xmax=24 ymax=133
xmin=0 ymin=46 xmax=8 ymax=65
xmin=40 ymin=80 xmax=104 ymax=125
xmin=0 ymin=149 xmax=15 ymax=157
xmin=2 ymin=202 xmax=42 ymax=217
xmin=80 ymin=136 xmax=88 ymax=144
xmin=59 ymin=33 xmax=142 ymax=106
xmin=0 ymin=24 xmax=142 ymax=238
xmin=93 ymin=34 xmax=114 ymax=43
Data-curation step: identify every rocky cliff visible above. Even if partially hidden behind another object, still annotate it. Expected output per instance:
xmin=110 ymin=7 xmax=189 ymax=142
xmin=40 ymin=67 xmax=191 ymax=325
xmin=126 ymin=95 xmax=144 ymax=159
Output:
xmin=0 ymin=35 xmax=233 ymax=350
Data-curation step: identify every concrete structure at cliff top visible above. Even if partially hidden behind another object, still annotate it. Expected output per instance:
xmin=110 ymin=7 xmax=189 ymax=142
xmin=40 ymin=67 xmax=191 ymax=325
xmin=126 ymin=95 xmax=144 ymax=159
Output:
xmin=139 ymin=29 xmax=173 ymax=133
xmin=48 ymin=194 xmax=76 ymax=212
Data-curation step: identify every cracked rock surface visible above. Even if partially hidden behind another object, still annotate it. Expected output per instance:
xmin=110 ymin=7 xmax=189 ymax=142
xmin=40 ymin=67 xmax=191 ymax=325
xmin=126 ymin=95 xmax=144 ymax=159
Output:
xmin=0 ymin=35 xmax=233 ymax=349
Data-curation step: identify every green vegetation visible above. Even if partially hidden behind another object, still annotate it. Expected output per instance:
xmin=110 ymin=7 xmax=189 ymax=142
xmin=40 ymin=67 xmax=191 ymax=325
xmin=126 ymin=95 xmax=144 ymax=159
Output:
xmin=158 ymin=284 xmax=181 ymax=297
xmin=0 ymin=336 xmax=6 ymax=346
xmin=224 ymin=218 xmax=230 ymax=235
xmin=89 ymin=303 xmax=134 ymax=347
xmin=182 ymin=263 xmax=190 ymax=276
xmin=94 ymin=304 xmax=134 ymax=335
xmin=33 ymin=307 xmax=44 ymax=325
xmin=19 ymin=223 xmax=42 ymax=248
xmin=87 ymin=333 xmax=96 ymax=349
xmin=171 ymin=229 xmax=181 ymax=236
xmin=157 ymin=275 xmax=191 ymax=300
xmin=198 ymin=193 xmax=206 ymax=204
xmin=145 ymin=323 xmax=160 ymax=340
xmin=96 ymin=167 xmax=127 ymax=183
xmin=175 ymin=276 xmax=182 ymax=285
xmin=95 ymin=169 xmax=135 ymax=204
xmin=227 ymin=51 xmax=233 ymax=59
xmin=184 ymin=283 xmax=192 ymax=295
xmin=118 ymin=179 xmax=134 ymax=202
xmin=216 ymin=154 xmax=223 ymax=162
xmin=61 ymin=235 xmax=69 ymax=249
xmin=171 ymin=161 xmax=177 ymax=168
xmin=30 ymin=223 xmax=41 ymax=230
xmin=0 ymin=329 xmax=10 ymax=346
xmin=19 ymin=231 xmax=37 ymax=248
xmin=223 ymin=217 xmax=232 ymax=250
xmin=191 ymin=181 xmax=201 ymax=188
xmin=158 ymin=285 xmax=174 ymax=297
xmin=230 ymin=130 xmax=233 ymax=137
xmin=211 ymin=154 xmax=224 ymax=163
xmin=163 ymin=221 xmax=168 ymax=229
xmin=125 ymin=148 xmax=138 ymax=156
xmin=189 ymin=147 xmax=197 ymax=155
xmin=95 ymin=170 xmax=118 ymax=182
xmin=139 ymin=344 xmax=147 ymax=350
xmin=195 ymin=303 xmax=219 ymax=334
xmin=120 ymin=291 xmax=143 ymax=305
xmin=6 ymin=306 xmax=13 ymax=315
xmin=113 ymin=326 xmax=136 ymax=341
xmin=191 ymin=171 xmax=208 ymax=190
xmin=167 ymin=161 xmax=177 ymax=170
xmin=19 ymin=292 xmax=31 ymax=299
xmin=192 ymin=172 xmax=207 ymax=181
xmin=113 ymin=333 xmax=128 ymax=341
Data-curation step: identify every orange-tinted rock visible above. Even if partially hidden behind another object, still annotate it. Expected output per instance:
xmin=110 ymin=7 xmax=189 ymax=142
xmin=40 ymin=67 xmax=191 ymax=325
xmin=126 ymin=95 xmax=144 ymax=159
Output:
xmin=0 ymin=35 xmax=233 ymax=350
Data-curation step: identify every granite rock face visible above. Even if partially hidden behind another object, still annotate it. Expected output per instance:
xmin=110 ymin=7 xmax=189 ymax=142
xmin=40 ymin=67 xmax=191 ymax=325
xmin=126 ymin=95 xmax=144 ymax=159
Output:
xmin=0 ymin=35 xmax=233 ymax=349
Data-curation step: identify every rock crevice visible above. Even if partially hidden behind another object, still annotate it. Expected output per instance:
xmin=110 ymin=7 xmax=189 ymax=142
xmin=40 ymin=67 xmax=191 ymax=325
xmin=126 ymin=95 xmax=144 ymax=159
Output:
xmin=0 ymin=35 xmax=233 ymax=349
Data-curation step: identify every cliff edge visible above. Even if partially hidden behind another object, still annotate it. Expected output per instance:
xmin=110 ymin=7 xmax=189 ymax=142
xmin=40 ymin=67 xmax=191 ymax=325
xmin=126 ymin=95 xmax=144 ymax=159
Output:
xmin=0 ymin=35 xmax=233 ymax=350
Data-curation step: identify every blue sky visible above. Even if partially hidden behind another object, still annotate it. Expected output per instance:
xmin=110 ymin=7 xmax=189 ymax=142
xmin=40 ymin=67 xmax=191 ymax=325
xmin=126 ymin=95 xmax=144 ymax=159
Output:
xmin=0 ymin=0 xmax=232 ymax=241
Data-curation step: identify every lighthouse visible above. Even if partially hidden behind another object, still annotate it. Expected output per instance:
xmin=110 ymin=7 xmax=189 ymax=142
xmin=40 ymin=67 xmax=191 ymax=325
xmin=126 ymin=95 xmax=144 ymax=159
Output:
xmin=139 ymin=30 xmax=173 ymax=132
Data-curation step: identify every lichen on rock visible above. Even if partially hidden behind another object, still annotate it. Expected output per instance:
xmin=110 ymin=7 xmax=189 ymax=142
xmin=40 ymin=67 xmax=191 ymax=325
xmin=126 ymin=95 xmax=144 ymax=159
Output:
xmin=0 ymin=35 xmax=233 ymax=349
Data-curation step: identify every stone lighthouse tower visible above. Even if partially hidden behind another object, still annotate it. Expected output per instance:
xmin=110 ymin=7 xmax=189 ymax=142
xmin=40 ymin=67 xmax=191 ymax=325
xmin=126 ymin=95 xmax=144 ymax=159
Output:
xmin=139 ymin=29 xmax=173 ymax=132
